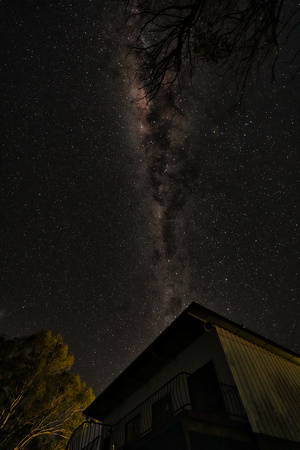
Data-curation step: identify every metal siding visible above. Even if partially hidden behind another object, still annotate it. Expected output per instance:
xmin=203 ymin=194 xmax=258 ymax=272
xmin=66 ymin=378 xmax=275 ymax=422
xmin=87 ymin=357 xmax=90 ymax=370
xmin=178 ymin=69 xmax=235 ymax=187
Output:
xmin=217 ymin=327 xmax=300 ymax=442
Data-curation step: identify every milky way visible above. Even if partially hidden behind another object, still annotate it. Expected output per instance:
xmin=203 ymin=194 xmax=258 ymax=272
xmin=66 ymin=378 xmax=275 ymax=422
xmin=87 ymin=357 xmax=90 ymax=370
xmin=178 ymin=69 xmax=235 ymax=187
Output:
xmin=128 ymin=88 xmax=195 ymax=323
xmin=125 ymin=0 xmax=299 ymax=334
xmin=1 ymin=0 xmax=299 ymax=393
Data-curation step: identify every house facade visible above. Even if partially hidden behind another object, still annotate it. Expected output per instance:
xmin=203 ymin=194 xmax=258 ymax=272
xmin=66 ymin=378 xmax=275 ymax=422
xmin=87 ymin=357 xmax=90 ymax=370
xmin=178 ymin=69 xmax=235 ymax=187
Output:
xmin=67 ymin=303 xmax=300 ymax=450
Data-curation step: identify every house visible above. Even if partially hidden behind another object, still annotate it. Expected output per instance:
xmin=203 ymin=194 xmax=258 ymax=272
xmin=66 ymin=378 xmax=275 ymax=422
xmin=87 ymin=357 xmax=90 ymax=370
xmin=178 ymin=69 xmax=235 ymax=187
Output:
xmin=67 ymin=303 xmax=300 ymax=450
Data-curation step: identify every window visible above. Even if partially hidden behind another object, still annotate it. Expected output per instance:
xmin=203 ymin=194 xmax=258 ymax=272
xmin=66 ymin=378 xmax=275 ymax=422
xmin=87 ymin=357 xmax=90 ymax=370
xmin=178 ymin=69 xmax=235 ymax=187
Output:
xmin=152 ymin=392 xmax=173 ymax=427
xmin=125 ymin=414 xmax=141 ymax=443
xmin=188 ymin=360 xmax=226 ymax=413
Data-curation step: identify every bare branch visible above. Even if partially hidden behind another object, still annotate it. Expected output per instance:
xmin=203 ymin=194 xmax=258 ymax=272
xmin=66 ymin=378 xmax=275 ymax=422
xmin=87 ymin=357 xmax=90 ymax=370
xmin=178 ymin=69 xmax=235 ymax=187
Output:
xmin=125 ymin=0 xmax=299 ymax=99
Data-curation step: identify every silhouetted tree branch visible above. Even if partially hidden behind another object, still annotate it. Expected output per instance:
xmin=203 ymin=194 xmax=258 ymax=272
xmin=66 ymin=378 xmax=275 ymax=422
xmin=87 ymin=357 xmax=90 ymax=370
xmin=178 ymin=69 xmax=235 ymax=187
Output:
xmin=125 ymin=0 xmax=299 ymax=99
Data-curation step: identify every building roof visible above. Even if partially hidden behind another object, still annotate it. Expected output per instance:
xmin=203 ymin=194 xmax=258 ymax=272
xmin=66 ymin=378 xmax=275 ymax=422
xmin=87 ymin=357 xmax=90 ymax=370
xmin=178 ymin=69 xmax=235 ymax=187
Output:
xmin=84 ymin=302 xmax=300 ymax=421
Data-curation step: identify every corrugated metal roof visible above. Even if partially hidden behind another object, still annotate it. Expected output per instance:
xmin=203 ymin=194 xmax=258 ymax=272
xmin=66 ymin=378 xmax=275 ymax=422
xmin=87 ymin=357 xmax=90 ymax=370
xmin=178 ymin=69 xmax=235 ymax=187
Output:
xmin=218 ymin=327 xmax=300 ymax=442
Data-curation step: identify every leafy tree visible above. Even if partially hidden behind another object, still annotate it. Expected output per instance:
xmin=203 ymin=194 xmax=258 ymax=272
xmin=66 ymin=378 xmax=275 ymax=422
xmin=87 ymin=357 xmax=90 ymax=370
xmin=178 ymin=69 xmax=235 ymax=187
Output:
xmin=125 ymin=0 xmax=299 ymax=99
xmin=0 ymin=331 xmax=94 ymax=450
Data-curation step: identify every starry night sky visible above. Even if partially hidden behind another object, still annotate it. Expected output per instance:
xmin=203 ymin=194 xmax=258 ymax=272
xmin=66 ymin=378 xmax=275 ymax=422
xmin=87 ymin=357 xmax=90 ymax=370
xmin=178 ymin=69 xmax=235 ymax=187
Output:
xmin=1 ymin=1 xmax=299 ymax=394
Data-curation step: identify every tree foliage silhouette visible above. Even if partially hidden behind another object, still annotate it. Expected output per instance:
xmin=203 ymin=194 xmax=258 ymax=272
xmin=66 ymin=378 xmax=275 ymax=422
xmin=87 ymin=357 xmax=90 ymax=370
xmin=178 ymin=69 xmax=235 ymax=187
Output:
xmin=0 ymin=331 xmax=94 ymax=450
xmin=125 ymin=0 xmax=299 ymax=99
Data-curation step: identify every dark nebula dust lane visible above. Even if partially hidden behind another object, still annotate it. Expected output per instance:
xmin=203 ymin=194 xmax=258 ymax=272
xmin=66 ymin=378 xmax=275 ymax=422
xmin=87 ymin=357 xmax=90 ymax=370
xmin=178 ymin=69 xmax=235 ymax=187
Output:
xmin=129 ymin=89 xmax=198 ymax=324
xmin=1 ymin=0 xmax=299 ymax=393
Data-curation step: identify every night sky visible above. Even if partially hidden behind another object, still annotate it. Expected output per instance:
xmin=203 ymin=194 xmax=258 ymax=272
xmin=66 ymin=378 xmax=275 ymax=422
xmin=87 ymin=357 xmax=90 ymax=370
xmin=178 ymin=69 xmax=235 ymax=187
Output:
xmin=1 ymin=1 xmax=299 ymax=395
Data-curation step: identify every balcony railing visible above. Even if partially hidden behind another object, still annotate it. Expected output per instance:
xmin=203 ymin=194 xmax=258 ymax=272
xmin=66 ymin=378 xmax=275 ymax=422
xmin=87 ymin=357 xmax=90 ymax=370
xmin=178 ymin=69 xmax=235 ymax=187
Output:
xmin=66 ymin=421 xmax=110 ymax=450
xmin=220 ymin=383 xmax=247 ymax=419
xmin=67 ymin=372 xmax=247 ymax=450
xmin=111 ymin=372 xmax=191 ymax=449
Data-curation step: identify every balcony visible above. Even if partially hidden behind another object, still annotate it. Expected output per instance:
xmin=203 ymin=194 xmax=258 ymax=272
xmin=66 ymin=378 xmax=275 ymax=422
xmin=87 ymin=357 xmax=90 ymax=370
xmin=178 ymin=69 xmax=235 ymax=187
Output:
xmin=67 ymin=372 xmax=248 ymax=450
